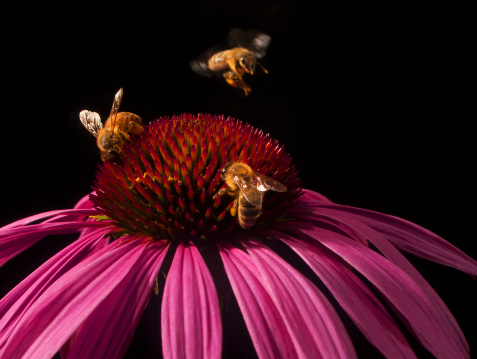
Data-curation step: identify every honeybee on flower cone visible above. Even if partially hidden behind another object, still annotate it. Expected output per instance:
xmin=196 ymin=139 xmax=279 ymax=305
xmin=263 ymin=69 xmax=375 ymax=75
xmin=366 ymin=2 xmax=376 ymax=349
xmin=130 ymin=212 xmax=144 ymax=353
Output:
xmin=214 ymin=162 xmax=287 ymax=229
xmin=79 ymin=88 xmax=144 ymax=162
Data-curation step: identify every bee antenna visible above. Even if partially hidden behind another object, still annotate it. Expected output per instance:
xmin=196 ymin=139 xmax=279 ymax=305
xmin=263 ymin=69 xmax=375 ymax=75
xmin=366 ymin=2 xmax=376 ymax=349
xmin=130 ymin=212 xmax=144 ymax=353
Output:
xmin=257 ymin=62 xmax=268 ymax=74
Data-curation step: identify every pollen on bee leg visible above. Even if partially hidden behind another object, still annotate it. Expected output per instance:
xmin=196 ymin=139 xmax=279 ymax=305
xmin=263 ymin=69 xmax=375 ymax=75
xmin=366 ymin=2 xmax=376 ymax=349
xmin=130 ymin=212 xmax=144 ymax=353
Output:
xmin=230 ymin=205 xmax=237 ymax=217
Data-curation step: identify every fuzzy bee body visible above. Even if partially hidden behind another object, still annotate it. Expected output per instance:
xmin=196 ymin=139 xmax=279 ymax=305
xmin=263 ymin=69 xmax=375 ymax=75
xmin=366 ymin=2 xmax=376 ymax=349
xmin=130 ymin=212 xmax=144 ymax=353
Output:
xmin=207 ymin=49 xmax=234 ymax=72
xmin=79 ymin=88 xmax=143 ymax=162
xmin=207 ymin=47 xmax=252 ymax=72
xmin=213 ymin=162 xmax=287 ymax=229
xmin=191 ymin=29 xmax=271 ymax=95
xmin=237 ymin=191 xmax=263 ymax=229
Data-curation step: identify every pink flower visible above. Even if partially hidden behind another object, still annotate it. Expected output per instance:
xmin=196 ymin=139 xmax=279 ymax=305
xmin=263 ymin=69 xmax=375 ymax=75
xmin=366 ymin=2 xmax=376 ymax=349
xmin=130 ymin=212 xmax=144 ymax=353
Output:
xmin=1 ymin=114 xmax=476 ymax=358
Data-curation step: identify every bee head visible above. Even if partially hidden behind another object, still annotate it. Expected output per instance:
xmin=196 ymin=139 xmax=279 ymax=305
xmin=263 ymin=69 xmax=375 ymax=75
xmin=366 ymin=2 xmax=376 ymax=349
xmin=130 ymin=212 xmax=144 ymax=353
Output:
xmin=100 ymin=149 xmax=120 ymax=162
xmin=220 ymin=162 xmax=233 ymax=180
xmin=240 ymin=53 xmax=257 ymax=74
xmin=98 ymin=130 xmax=121 ymax=147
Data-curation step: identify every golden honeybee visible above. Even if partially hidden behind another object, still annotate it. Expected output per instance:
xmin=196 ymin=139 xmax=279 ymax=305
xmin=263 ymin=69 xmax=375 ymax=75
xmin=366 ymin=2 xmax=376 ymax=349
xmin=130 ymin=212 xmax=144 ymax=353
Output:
xmin=190 ymin=28 xmax=271 ymax=95
xmin=213 ymin=162 xmax=287 ymax=229
xmin=79 ymin=88 xmax=144 ymax=162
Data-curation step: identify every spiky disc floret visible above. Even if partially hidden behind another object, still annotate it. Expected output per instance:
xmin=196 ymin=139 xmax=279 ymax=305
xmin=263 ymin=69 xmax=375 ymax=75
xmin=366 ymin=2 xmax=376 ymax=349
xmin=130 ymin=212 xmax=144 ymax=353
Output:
xmin=91 ymin=114 xmax=302 ymax=242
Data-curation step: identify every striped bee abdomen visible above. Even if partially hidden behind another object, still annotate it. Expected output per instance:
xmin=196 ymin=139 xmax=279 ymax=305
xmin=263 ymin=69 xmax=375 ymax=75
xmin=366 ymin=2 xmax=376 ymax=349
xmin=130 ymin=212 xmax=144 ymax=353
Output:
xmin=238 ymin=195 xmax=261 ymax=229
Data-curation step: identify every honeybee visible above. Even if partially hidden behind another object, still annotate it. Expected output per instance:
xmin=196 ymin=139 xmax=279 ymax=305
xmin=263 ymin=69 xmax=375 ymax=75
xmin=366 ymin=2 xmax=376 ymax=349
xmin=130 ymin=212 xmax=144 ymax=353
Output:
xmin=190 ymin=28 xmax=271 ymax=95
xmin=79 ymin=88 xmax=144 ymax=162
xmin=213 ymin=162 xmax=287 ymax=229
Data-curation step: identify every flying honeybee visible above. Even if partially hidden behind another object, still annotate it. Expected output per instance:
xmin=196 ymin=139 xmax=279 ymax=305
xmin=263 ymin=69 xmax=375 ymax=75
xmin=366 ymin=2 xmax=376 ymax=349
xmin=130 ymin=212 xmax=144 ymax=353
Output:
xmin=79 ymin=88 xmax=144 ymax=162
xmin=190 ymin=28 xmax=271 ymax=95
xmin=213 ymin=162 xmax=287 ymax=229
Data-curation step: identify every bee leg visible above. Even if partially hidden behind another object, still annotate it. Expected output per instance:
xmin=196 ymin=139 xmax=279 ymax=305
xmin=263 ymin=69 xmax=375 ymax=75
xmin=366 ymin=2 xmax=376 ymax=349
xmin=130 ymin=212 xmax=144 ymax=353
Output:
xmin=230 ymin=198 xmax=239 ymax=216
xmin=213 ymin=188 xmax=226 ymax=200
xmin=223 ymin=71 xmax=251 ymax=95
xmin=225 ymin=57 xmax=239 ymax=75
xmin=213 ymin=187 xmax=234 ymax=200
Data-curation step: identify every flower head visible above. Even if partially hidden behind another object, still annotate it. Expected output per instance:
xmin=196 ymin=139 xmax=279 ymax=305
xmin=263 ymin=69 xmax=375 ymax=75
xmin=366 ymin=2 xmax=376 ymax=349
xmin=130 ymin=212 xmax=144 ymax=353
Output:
xmin=1 ymin=114 xmax=476 ymax=359
xmin=91 ymin=114 xmax=301 ymax=240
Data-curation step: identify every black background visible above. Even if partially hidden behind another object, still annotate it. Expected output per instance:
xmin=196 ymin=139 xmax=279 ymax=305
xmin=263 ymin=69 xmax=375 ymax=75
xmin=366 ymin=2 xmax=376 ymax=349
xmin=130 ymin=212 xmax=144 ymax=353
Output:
xmin=1 ymin=2 xmax=475 ymax=357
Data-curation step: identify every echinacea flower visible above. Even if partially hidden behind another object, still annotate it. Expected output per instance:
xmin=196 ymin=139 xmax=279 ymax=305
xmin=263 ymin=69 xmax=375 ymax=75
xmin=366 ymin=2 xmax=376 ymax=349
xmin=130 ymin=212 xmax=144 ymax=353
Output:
xmin=1 ymin=114 xmax=476 ymax=359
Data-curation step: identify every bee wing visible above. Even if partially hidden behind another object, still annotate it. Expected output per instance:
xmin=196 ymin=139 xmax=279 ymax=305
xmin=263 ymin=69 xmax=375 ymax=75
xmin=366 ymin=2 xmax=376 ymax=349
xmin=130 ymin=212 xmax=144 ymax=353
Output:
xmin=251 ymin=171 xmax=287 ymax=192
xmin=227 ymin=28 xmax=271 ymax=59
xmin=111 ymin=88 xmax=123 ymax=115
xmin=79 ymin=110 xmax=103 ymax=137
xmin=190 ymin=47 xmax=217 ymax=77
xmin=109 ymin=88 xmax=123 ymax=132
xmin=233 ymin=175 xmax=263 ymax=207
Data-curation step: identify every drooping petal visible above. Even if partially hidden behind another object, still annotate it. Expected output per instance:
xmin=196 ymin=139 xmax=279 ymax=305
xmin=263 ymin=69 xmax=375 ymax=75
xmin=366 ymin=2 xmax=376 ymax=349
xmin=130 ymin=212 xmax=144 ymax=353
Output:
xmin=243 ymin=240 xmax=357 ymax=359
xmin=0 ymin=236 xmax=166 ymax=359
xmin=162 ymin=243 xmax=222 ymax=359
xmin=288 ymin=222 xmax=470 ymax=359
xmin=301 ymin=189 xmax=477 ymax=275
xmin=63 ymin=238 xmax=167 ymax=359
xmin=327 ymin=204 xmax=477 ymax=274
xmin=0 ymin=225 xmax=112 ymax=348
xmin=0 ymin=209 xmax=103 ymax=267
xmin=219 ymin=243 xmax=297 ymax=359
xmin=286 ymin=191 xmax=476 ymax=357
xmin=273 ymin=230 xmax=416 ymax=359
xmin=0 ymin=208 xmax=99 ymax=230
xmin=295 ymin=205 xmax=472 ymax=342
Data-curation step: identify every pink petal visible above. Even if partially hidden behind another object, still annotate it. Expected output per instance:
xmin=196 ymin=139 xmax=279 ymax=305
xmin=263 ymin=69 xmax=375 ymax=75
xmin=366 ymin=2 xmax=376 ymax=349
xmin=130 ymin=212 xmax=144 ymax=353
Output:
xmin=302 ymin=189 xmax=477 ymax=275
xmin=219 ymin=243 xmax=297 ymax=358
xmin=72 ymin=193 xmax=95 ymax=209
xmin=244 ymin=240 xmax=357 ymax=359
xmin=0 ymin=209 xmax=103 ymax=267
xmin=162 ymin=244 xmax=222 ymax=359
xmin=286 ymin=193 xmax=474 ymax=357
xmin=0 ymin=208 xmax=99 ymax=230
xmin=273 ymin=230 xmax=416 ymax=359
xmin=287 ymin=189 xmax=476 ymax=357
xmin=0 ymin=226 xmax=111 ymax=346
xmin=63 ymin=239 xmax=167 ymax=359
xmin=290 ymin=223 xmax=470 ymax=359
xmin=296 ymin=190 xmax=333 ymax=204
xmin=0 ymin=236 xmax=167 ymax=359
xmin=301 ymin=207 xmax=469 ymax=340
